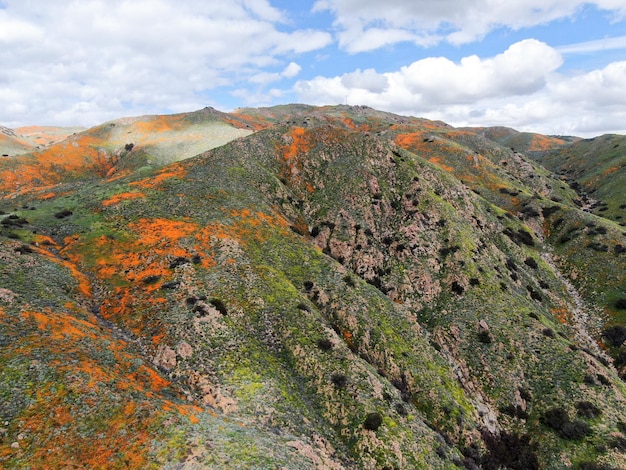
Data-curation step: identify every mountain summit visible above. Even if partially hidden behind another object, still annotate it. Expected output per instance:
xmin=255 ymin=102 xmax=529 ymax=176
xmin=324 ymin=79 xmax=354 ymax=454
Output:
xmin=1 ymin=105 xmax=625 ymax=469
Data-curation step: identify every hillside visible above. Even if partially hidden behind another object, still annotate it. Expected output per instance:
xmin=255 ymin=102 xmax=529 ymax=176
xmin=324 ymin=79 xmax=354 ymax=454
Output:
xmin=1 ymin=105 xmax=625 ymax=469
xmin=0 ymin=126 xmax=34 ymax=157
xmin=530 ymin=135 xmax=626 ymax=225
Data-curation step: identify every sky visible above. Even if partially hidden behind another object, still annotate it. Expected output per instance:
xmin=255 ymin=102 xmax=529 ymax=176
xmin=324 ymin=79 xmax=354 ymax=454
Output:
xmin=1 ymin=0 xmax=626 ymax=137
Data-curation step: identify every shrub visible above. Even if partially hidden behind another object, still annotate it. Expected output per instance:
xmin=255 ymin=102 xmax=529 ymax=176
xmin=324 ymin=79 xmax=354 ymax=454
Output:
xmin=499 ymin=404 xmax=529 ymax=420
xmin=601 ymin=325 xmax=626 ymax=347
xmin=160 ymin=281 xmax=181 ymax=290
xmin=519 ymin=388 xmax=532 ymax=402
xmin=363 ymin=412 xmax=383 ymax=431
xmin=169 ymin=257 xmax=190 ymax=268
xmin=503 ymin=228 xmax=535 ymax=246
xmin=527 ymin=285 xmax=542 ymax=302
xmin=583 ymin=374 xmax=596 ymax=385
xmin=615 ymin=298 xmax=626 ymax=310
xmin=542 ymin=206 xmax=560 ymax=217
xmin=481 ymin=430 xmax=539 ymax=470
xmin=317 ymin=339 xmax=333 ymax=351
xmin=54 ymin=209 xmax=73 ymax=219
xmin=521 ymin=206 xmax=540 ymax=218
xmin=331 ymin=373 xmax=347 ymax=389
xmin=610 ymin=435 xmax=626 ymax=451
xmin=586 ymin=242 xmax=608 ymax=252
xmin=542 ymin=407 xmax=592 ymax=440
xmin=576 ymin=401 xmax=601 ymax=419
xmin=524 ymin=257 xmax=538 ymax=269
xmin=142 ymin=275 xmax=161 ymax=284
xmin=613 ymin=349 xmax=626 ymax=368
xmin=560 ymin=420 xmax=591 ymax=440
xmin=209 ymin=298 xmax=228 ymax=315
xmin=1 ymin=215 xmax=28 ymax=227
xmin=506 ymin=258 xmax=518 ymax=271
xmin=542 ymin=407 xmax=569 ymax=431
xmin=296 ymin=302 xmax=310 ymax=312
xmin=451 ymin=281 xmax=464 ymax=295
xmin=478 ymin=330 xmax=492 ymax=344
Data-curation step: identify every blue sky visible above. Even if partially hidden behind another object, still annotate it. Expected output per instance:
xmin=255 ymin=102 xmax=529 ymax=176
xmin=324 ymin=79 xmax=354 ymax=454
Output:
xmin=1 ymin=0 xmax=625 ymax=136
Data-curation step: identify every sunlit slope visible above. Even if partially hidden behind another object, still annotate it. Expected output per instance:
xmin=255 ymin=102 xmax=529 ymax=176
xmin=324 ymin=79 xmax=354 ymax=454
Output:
xmin=0 ymin=126 xmax=34 ymax=157
xmin=0 ymin=107 xmax=254 ymax=198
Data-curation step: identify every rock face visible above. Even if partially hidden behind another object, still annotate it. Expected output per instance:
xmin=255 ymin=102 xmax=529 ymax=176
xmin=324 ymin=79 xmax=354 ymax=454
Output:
xmin=0 ymin=105 xmax=625 ymax=469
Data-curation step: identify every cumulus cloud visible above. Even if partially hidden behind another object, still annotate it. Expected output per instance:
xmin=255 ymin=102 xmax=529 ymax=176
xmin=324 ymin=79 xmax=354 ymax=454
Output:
xmin=0 ymin=0 xmax=330 ymax=126
xmin=294 ymin=40 xmax=626 ymax=136
xmin=341 ymin=68 xmax=389 ymax=93
xmin=313 ymin=0 xmax=626 ymax=52
xmin=296 ymin=40 xmax=562 ymax=108
xmin=282 ymin=62 xmax=302 ymax=79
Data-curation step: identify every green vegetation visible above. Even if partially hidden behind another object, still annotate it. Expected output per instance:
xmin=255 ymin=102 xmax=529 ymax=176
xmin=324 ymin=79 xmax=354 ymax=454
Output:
xmin=0 ymin=105 xmax=625 ymax=468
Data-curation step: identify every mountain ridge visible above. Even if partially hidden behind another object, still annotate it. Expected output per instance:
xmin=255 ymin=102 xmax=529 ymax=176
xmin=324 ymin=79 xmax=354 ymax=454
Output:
xmin=1 ymin=104 xmax=625 ymax=469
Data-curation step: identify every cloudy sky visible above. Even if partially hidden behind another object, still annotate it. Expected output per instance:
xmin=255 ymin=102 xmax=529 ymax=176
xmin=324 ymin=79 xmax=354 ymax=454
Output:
xmin=1 ymin=0 xmax=625 ymax=136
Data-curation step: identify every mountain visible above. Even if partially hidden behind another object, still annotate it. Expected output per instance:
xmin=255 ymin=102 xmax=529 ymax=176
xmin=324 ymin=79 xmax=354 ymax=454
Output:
xmin=1 ymin=105 xmax=625 ymax=469
xmin=0 ymin=125 xmax=84 ymax=157
xmin=529 ymin=134 xmax=626 ymax=225
xmin=0 ymin=126 xmax=35 ymax=157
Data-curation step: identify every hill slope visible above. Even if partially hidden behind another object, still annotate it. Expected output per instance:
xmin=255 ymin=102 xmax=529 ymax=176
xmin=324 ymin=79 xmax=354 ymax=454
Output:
xmin=531 ymin=134 xmax=626 ymax=224
xmin=1 ymin=105 xmax=625 ymax=469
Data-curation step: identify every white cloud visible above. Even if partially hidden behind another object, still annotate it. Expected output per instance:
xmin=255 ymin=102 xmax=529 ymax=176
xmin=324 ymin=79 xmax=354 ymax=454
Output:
xmin=0 ymin=0 xmax=331 ymax=126
xmin=296 ymin=40 xmax=562 ymax=108
xmin=557 ymin=35 xmax=626 ymax=54
xmin=341 ymin=68 xmax=389 ymax=93
xmin=282 ymin=62 xmax=302 ymax=78
xmin=313 ymin=0 xmax=626 ymax=52
xmin=294 ymin=40 xmax=626 ymax=136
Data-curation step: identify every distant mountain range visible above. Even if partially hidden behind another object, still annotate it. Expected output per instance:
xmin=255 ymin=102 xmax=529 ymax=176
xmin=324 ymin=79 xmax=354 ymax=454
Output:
xmin=1 ymin=105 xmax=625 ymax=469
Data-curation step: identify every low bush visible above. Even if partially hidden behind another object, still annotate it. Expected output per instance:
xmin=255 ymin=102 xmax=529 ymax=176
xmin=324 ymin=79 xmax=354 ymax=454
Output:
xmin=576 ymin=401 xmax=601 ymax=419
xmin=363 ymin=412 xmax=383 ymax=431
xmin=451 ymin=281 xmax=464 ymax=295
xmin=541 ymin=407 xmax=592 ymax=440
xmin=331 ymin=373 xmax=347 ymax=389
xmin=524 ymin=257 xmax=538 ymax=269
xmin=560 ymin=420 xmax=591 ymax=440
xmin=209 ymin=298 xmax=228 ymax=315
xmin=601 ymin=325 xmax=626 ymax=347
xmin=317 ymin=338 xmax=333 ymax=351
xmin=54 ymin=209 xmax=73 ymax=219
